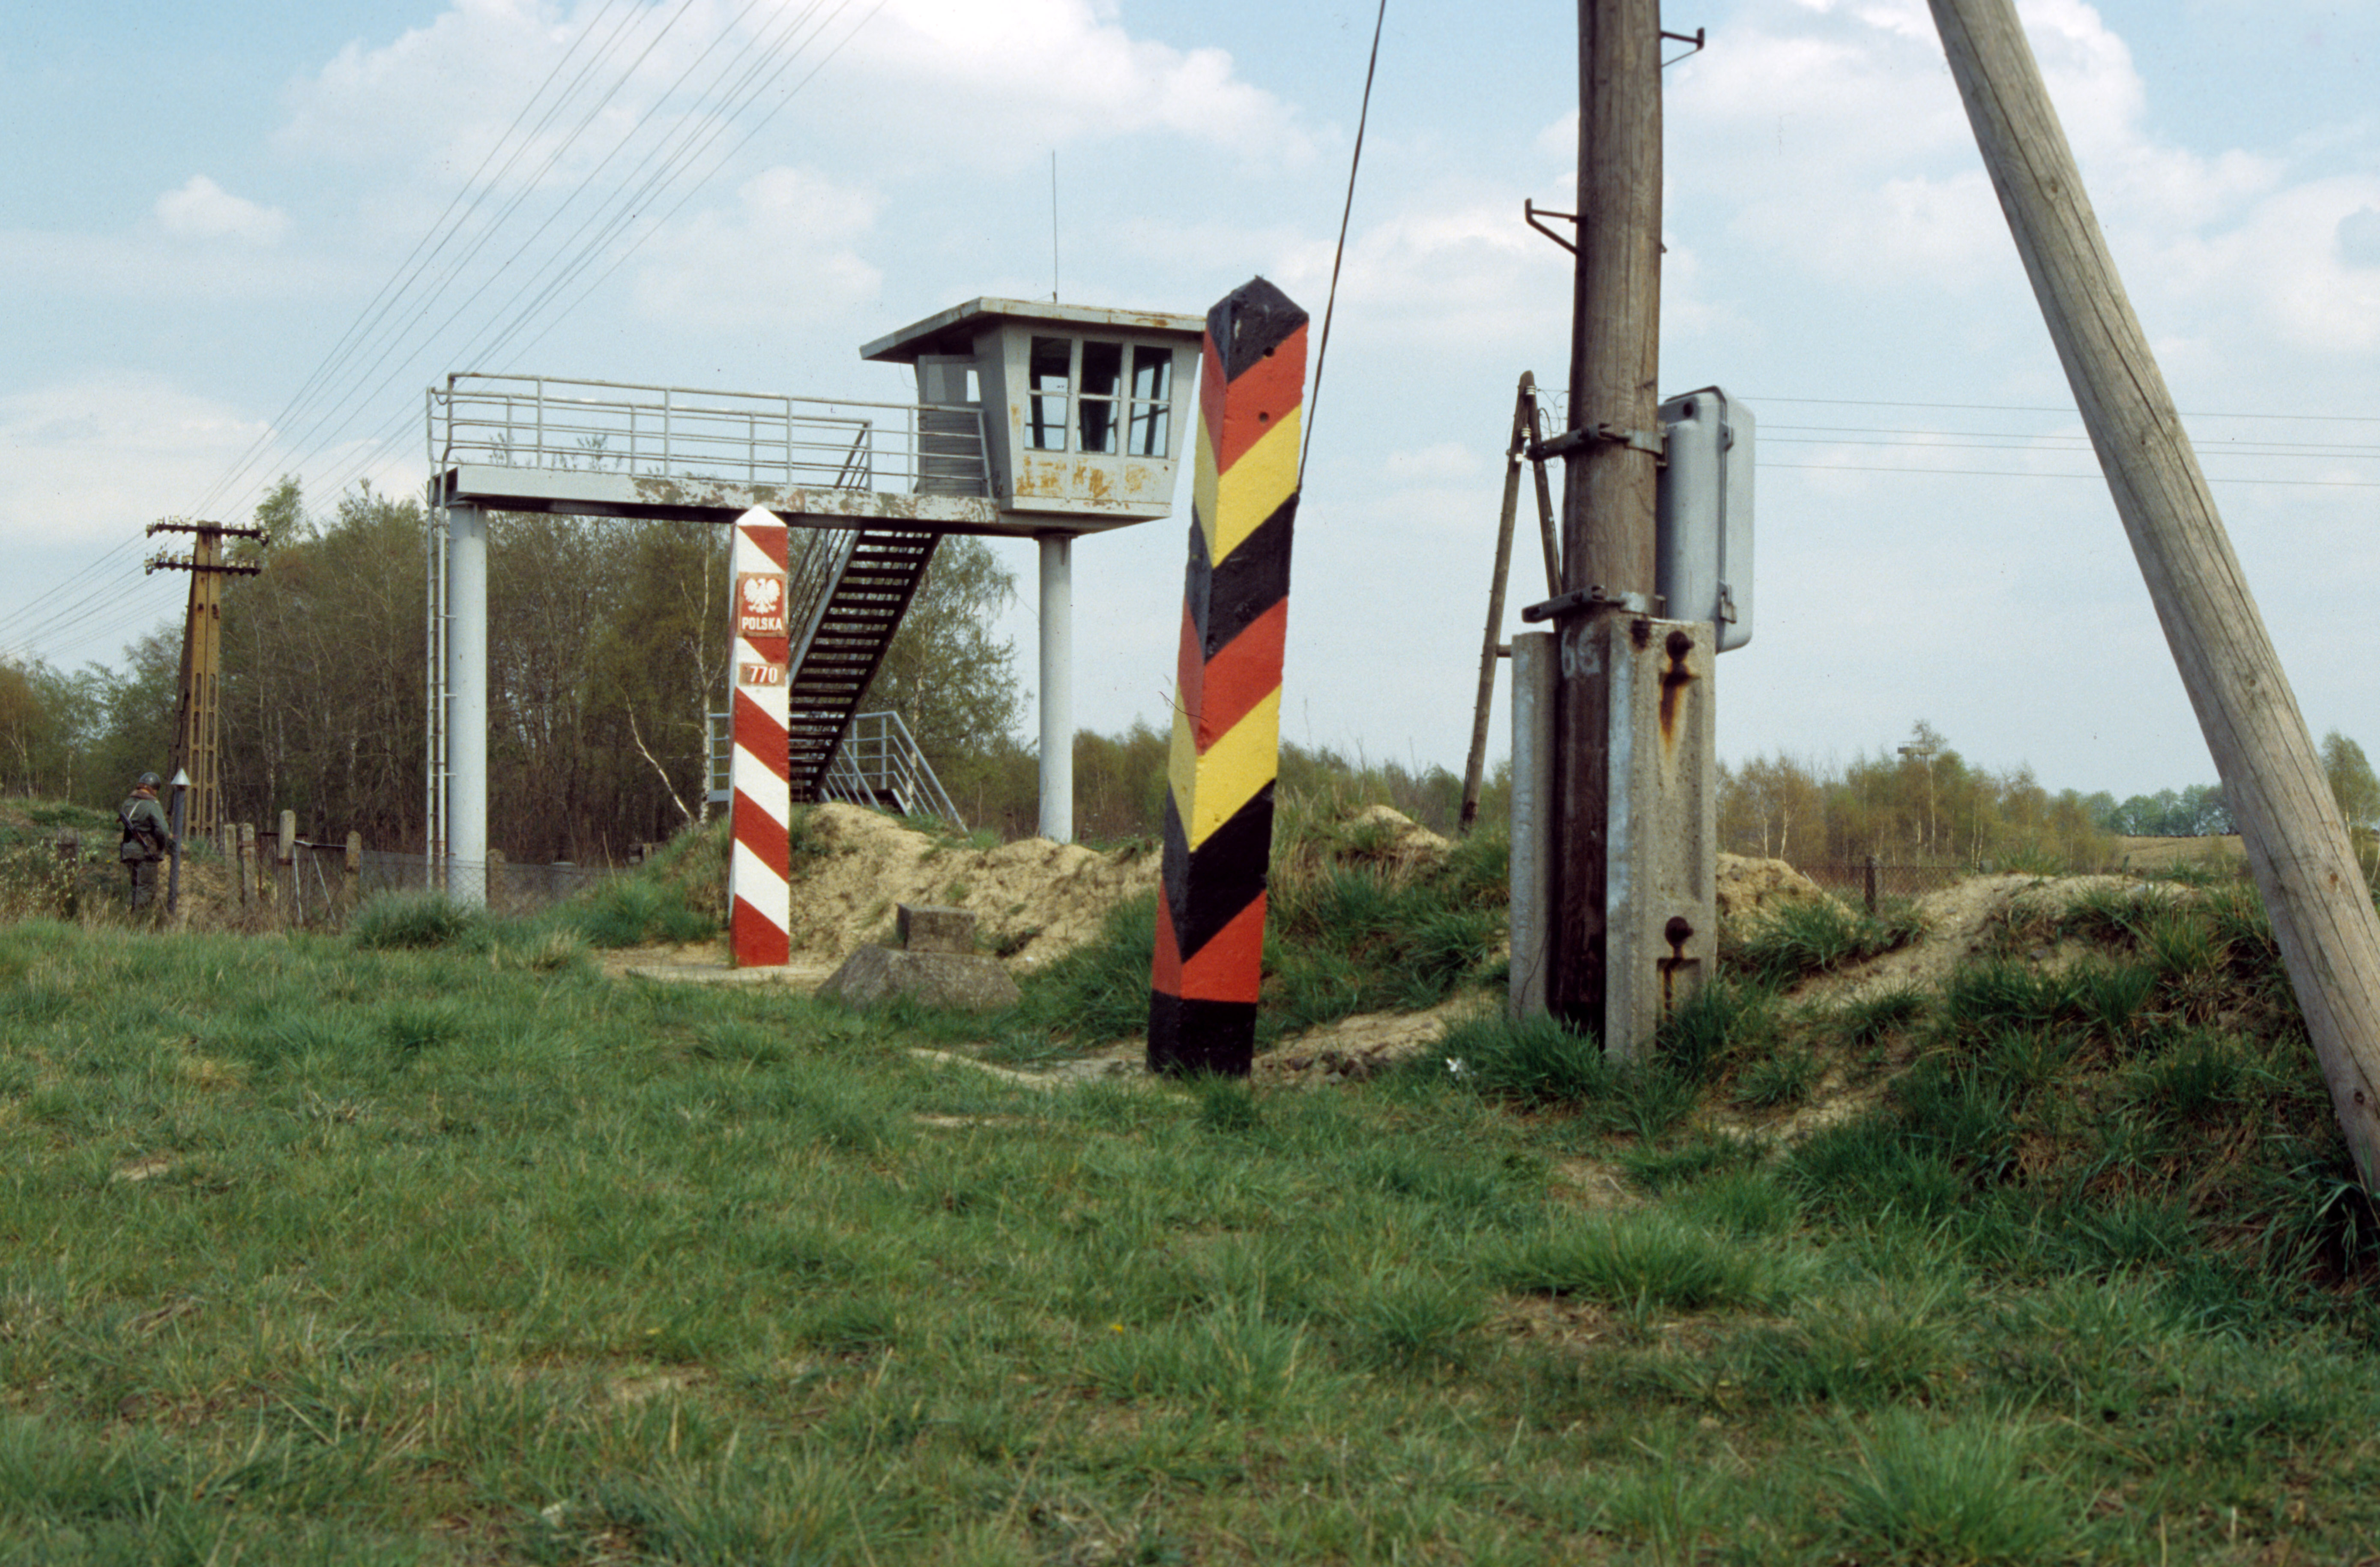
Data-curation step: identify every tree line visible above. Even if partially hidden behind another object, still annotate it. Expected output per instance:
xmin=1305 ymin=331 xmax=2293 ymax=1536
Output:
xmin=0 ymin=480 xmax=1020 ymax=862
xmin=5 ymin=491 xmax=2375 ymax=872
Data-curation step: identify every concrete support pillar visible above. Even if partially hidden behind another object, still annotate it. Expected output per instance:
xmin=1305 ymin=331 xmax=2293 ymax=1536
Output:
xmin=1038 ymin=534 xmax=1073 ymax=843
xmin=446 ymin=503 xmax=488 ymax=904
xmin=1509 ymin=632 xmax=1555 ymax=1021
xmin=1600 ymin=616 xmax=1717 ymax=1059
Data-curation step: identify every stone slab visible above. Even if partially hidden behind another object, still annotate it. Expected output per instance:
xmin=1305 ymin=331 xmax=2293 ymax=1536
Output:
xmin=817 ymin=945 xmax=1020 ymax=1012
xmin=897 ymin=902 xmax=977 ymax=954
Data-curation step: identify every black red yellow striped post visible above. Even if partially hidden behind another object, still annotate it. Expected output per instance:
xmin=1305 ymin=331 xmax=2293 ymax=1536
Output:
xmin=1149 ymin=277 xmax=1308 ymax=1078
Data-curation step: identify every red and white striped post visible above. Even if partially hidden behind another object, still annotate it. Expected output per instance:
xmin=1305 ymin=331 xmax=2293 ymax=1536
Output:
xmin=729 ymin=507 xmax=791 ymax=967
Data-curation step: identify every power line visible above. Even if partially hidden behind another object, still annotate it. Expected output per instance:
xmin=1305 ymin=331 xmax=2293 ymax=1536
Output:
xmin=1748 ymin=393 xmax=2380 ymax=426
xmin=182 ymin=0 xmax=658 ymax=525
xmin=1768 ymin=422 xmax=2380 ymax=457
xmin=1759 ymin=460 xmax=2380 ymax=488
xmin=295 ymin=0 xmax=877 ymax=513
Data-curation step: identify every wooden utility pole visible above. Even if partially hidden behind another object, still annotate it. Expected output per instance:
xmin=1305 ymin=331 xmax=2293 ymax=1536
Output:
xmin=1928 ymin=0 xmax=2380 ymax=1188
xmin=1548 ymin=0 xmax=1665 ymax=1035
xmin=146 ymin=520 xmax=264 ymax=845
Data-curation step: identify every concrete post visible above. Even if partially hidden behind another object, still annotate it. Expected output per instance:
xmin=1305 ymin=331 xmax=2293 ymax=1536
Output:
xmin=1038 ymin=533 xmax=1074 ymax=843
xmin=1509 ymin=632 xmax=1555 ymax=1020
xmin=1601 ymin=617 xmax=1716 ymax=1059
xmin=446 ymin=503 xmax=488 ymax=904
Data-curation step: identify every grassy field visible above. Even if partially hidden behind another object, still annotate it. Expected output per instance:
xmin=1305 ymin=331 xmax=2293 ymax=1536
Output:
xmin=3 ymin=827 xmax=2380 ymax=1563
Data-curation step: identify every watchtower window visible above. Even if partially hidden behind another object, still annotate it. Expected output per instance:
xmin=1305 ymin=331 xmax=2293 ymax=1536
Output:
xmin=1023 ymin=336 xmax=1175 ymax=458
xmin=1027 ymin=337 xmax=1071 ymax=451
xmin=1077 ymin=341 xmax=1124 ymax=454
xmin=1127 ymin=346 xmax=1172 ymax=457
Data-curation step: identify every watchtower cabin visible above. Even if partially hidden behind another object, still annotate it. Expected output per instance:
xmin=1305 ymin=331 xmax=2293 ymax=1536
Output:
xmin=860 ymin=298 xmax=1205 ymax=529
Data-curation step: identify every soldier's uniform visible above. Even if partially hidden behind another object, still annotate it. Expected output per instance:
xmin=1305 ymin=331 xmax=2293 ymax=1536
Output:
xmin=118 ymin=774 xmax=176 ymax=914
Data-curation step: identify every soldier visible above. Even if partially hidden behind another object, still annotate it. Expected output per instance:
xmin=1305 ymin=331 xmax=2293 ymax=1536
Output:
xmin=117 ymin=772 xmax=177 ymax=914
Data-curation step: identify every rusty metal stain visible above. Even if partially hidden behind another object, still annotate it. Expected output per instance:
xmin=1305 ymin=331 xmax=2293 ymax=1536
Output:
xmin=1657 ymin=629 xmax=1697 ymax=748
xmin=631 ymin=475 xmax=795 ymax=509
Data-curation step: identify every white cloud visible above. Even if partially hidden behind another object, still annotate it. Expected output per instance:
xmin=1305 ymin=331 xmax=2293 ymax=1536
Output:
xmin=1386 ymin=442 xmax=1483 ymax=483
xmin=849 ymin=0 xmax=1313 ymax=169
xmin=276 ymin=0 xmax=1310 ymax=197
xmin=154 ymin=176 xmax=289 ymax=245
xmin=2341 ymin=206 xmax=2380 ymax=269
xmin=633 ymin=165 xmax=884 ymax=328
xmin=0 ymin=376 xmax=273 ymax=551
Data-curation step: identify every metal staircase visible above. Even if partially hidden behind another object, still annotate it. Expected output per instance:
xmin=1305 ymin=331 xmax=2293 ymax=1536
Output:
xmin=784 ymin=529 xmax=941 ymax=803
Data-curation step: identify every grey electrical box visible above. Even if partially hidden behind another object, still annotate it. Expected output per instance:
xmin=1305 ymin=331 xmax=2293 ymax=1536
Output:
xmin=1655 ymin=387 xmax=1753 ymax=653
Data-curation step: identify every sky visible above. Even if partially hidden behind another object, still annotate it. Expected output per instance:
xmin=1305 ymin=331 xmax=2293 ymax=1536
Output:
xmin=3 ymin=0 xmax=2378 ymax=808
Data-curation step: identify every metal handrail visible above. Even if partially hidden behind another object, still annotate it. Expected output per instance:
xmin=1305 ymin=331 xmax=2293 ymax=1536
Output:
xmin=825 ymin=710 xmax=965 ymax=827
xmin=705 ymin=708 xmax=963 ymax=830
xmin=432 ymin=372 xmax=990 ymax=496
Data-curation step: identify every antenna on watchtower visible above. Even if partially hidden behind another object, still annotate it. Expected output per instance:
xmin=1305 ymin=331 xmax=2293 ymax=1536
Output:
xmin=1049 ymin=150 xmax=1060 ymax=302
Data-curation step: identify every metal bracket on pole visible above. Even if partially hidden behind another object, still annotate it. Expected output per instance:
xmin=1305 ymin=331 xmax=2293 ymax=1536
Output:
xmin=1660 ymin=27 xmax=1707 ymax=68
xmin=1530 ymin=422 xmax=1666 ymax=464
xmin=1524 ymin=198 xmax=1578 ymax=254
xmin=1520 ymin=585 xmax=1662 ymax=623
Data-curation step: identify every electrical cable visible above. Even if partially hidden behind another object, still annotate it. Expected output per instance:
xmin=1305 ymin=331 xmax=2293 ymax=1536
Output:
xmin=293 ymin=0 xmax=874 ymax=512
xmin=182 ymin=0 xmax=656 ymax=524
xmin=1300 ymin=0 xmax=1388 ymax=484
xmin=1758 ymin=461 xmax=2380 ymax=488
xmin=230 ymin=0 xmax=728 ymax=508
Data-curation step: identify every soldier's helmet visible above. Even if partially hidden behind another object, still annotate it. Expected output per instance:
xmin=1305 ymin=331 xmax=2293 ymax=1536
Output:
xmin=138 ymin=772 xmax=160 ymax=789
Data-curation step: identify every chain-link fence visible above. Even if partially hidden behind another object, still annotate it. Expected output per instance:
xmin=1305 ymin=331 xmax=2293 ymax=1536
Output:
xmin=1797 ymin=859 xmax=1976 ymax=911
xmin=1795 ymin=854 xmax=2256 ymax=912
xmin=356 ymin=851 xmax=628 ymax=918
xmin=8 ymin=821 xmax=637 ymax=929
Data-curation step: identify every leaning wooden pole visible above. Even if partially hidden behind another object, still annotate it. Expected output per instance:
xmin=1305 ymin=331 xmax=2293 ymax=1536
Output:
xmin=1149 ymin=277 xmax=1308 ymax=1078
xmin=1929 ymin=0 xmax=2380 ymax=1188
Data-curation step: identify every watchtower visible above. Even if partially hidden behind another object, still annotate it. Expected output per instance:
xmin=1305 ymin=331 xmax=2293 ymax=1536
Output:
xmin=427 ymin=297 xmax=1204 ymax=896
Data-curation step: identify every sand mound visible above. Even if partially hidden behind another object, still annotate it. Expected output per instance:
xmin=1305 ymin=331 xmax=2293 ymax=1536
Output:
xmin=786 ymin=804 xmax=1159 ymax=969
xmin=1786 ymin=872 xmax=2181 ymax=1005
xmin=1716 ymin=854 xmax=1841 ymax=924
xmin=1341 ymin=804 xmax=1453 ymax=863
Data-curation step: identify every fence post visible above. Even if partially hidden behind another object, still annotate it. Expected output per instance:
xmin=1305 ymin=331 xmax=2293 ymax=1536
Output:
xmin=1864 ymin=854 xmax=1879 ymax=915
xmin=487 ymin=847 xmax=506 ymax=912
xmin=346 ymin=832 xmax=363 ymax=911
xmin=278 ymin=812 xmax=296 ymax=920
xmin=237 ymin=823 xmax=256 ymax=908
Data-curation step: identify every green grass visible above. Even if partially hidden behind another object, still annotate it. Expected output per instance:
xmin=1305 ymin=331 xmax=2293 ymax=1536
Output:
xmin=10 ymin=845 xmax=2380 ymax=1561
xmin=1725 ymin=896 xmax=1924 ymax=989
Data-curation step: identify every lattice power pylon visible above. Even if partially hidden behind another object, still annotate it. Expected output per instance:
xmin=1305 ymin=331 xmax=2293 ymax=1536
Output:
xmin=146 ymin=521 xmax=265 ymax=842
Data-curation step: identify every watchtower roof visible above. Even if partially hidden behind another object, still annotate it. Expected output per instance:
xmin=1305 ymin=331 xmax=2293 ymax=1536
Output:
xmin=861 ymin=298 xmax=1205 ymax=365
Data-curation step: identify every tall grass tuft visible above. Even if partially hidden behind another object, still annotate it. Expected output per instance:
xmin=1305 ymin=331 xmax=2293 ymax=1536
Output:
xmin=1655 ymin=975 xmax=1778 ymax=1084
xmin=1725 ymin=898 xmax=1922 ymax=989
xmin=1014 ymin=891 xmax=1158 ymax=1044
xmin=1825 ymin=1411 xmax=2075 ymax=1565
xmin=350 ymin=889 xmax=494 ymax=951
xmin=1438 ymin=1012 xmax=1612 ymax=1104
xmin=561 ymin=875 xmax=715 ymax=947
xmin=1492 ymin=1211 xmax=1799 ymax=1313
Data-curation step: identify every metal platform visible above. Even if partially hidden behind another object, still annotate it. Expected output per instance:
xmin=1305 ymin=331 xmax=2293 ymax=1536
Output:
xmin=428 ymin=372 xmax=1124 ymax=536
